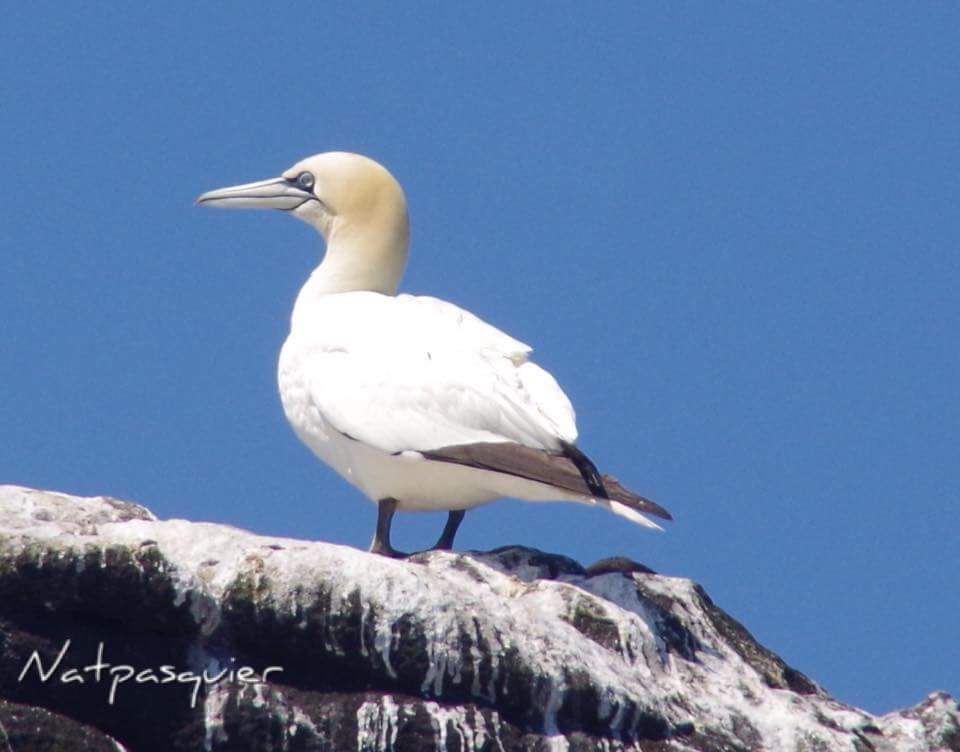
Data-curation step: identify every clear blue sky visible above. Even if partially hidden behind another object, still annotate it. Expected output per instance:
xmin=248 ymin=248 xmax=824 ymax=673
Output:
xmin=1 ymin=4 xmax=957 ymax=715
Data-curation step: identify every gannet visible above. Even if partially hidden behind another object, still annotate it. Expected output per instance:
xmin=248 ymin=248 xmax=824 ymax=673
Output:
xmin=197 ymin=152 xmax=671 ymax=556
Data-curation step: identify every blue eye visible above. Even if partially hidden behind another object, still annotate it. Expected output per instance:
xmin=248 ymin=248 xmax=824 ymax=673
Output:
xmin=296 ymin=172 xmax=315 ymax=190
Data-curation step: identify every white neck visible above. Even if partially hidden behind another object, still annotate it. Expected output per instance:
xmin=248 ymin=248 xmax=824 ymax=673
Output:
xmin=291 ymin=209 xmax=409 ymax=330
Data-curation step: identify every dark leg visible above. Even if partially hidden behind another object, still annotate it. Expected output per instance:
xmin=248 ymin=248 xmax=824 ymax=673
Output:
xmin=431 ymin=510 xmax=465 ymax=551
xmin=369 ymin=498 xmax=407 ymax=558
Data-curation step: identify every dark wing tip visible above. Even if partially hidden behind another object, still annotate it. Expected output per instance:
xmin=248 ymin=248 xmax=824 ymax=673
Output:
xmin=601 ymin=473 xmax=673 ymax=521
xmin=422 ymin=440 xmax=673 ymax=522
xmin=563 ymin=441 xmax=672 ymax=522
xmin=559 ymin=441 xmax=607 ymax=499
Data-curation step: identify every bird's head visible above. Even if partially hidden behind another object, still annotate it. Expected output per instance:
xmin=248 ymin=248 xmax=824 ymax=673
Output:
xmin=197 ymin=152 xmax=410 ymax=294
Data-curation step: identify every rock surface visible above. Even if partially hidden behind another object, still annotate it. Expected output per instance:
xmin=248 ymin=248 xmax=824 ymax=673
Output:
xmin=0 ymin=485 xmax=956 ymax=752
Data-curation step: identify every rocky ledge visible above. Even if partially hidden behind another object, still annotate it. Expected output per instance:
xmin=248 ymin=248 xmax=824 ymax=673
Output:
xmin=0 ymin=485 xmax=956 ymax=751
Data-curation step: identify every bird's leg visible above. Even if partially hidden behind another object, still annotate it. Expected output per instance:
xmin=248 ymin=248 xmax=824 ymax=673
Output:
xmin=430 ymin=510 xmax=466 ymax=551
xmin=369 ymin=498 xmax=408 ymax=558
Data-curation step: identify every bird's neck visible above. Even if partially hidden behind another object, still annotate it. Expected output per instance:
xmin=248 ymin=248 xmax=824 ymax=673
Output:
xmin=291 ymin=218 xmax=409 ymax=330
xmin=312 ymin=239 xmax=407 ymax=295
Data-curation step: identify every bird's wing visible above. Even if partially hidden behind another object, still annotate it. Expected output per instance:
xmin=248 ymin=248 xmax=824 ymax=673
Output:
xmin=391 ymin=294 xmax=536 ymax=366
xmin=303 ymin=293 xmax=577 ymax=454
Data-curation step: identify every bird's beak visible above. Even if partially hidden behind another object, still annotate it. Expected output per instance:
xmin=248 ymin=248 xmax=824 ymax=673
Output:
xmin=195 ymin=177 xmax=314 ymax=211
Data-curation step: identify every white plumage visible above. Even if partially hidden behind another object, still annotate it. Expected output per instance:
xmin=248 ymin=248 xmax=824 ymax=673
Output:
xmin=285 ymin=292 xmax=575 ymax=453
xmin=197 ymin=152 xmax=669 ymax=555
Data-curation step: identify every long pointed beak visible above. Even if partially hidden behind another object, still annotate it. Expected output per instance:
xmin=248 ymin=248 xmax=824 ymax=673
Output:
xmin=195 ymin=177 xmax=314 ymax=211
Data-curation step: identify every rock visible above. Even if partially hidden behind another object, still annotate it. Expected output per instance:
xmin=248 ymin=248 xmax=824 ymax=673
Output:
xmin=0 ymin=484 xmax=956 ymax=751
xmin=0 ymin=698 xmax=125 ymax=751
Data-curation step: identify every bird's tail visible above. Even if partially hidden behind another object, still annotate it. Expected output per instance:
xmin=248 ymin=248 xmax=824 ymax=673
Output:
xmin=595 ymin=498 xmax=665 ymax=531
xmin=560 ymin=441 xmax=671 ymax=530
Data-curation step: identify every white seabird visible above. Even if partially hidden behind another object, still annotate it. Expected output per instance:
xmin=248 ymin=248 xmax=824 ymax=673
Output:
xmin=197 ymin=152 xmax=671 ymax=556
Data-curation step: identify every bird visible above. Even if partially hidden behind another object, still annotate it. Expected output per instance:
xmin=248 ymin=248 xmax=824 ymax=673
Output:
xmin=196 ymin=152 xmax=671 ymax=557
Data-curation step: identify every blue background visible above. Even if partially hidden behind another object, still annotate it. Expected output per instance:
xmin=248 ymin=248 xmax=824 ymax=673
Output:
xmin=1 ymin=4 xmax=957 ymax=714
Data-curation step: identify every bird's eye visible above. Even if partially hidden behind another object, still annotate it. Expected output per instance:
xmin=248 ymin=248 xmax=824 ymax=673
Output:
xmin=296 ymin=171 xmax=315 ymax=190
